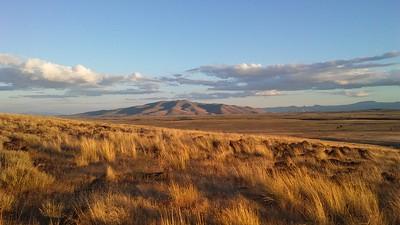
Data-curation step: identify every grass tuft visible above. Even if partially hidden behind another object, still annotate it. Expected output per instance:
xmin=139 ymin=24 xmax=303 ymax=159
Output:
xmin=218 ymin=198 xmax=260 ymax=225
xmin=0 ymin=150 xmax=53 ymax=192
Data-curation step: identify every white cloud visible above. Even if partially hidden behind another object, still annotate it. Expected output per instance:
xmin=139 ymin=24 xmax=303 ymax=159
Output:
xmin=21 ymin=58 xmax=102 ymax=86
xmin=128 ymin=72 xmax=143 ymax=81
xmin=255 ymin=89 xmax=282 ymax=96
xmin=0 ymin=54 xmax=21 ymax=66
xmin=0 ymin=54 xmax=160 ymax=96
xmin=182 ymin=51 xmax=400 ymax=92
xmin=2 ymin=51 xmax=399 ymax=101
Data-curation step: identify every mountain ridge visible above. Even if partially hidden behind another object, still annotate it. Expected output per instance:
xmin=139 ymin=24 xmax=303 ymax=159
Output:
xmin=75 ymin=100 xmax=400 ymax=116
xmin=76 ymin=100 xmax=263 ymax=116
xmin=264 ymin=101 xmax=400 ymax=113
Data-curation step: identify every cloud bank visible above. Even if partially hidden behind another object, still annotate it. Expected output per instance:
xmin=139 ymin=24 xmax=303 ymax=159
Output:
xmin=1 ymin=52 xmax=399 ymax=100
xmin=164 ymin=51 xmax=399 ymax=99
xmin=330 ymin=90 xmax=370 ymax=98
xmin=0 ymin=54 xmax=159 ymax=96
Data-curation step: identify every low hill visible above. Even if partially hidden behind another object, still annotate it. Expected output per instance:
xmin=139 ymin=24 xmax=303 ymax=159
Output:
xmin=264 ymin=101 xmax=400 ymax=113
xmin=77 ymin=100 xmax=263 ymax=116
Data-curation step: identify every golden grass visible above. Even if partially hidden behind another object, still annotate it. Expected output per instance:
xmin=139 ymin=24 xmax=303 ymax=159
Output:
xmin=0 ymin=150 xmax=53 ymax=192
xmin=0 ymin=113 xmax=399 ymax=225
xmin=168 ymin=182 xmax=202 ymax=208
xmin=0 ymin=190 xmax=14 ymax=213
xmin=76 ymin=138 xmax=115 ymax=166
xmin=105 ymin=165 xmax=117 ymax=181
xmin=78 ymin=192 xmax=157 ymax=225
xmin=160 ymin=208 xmax=206 ymax=225
xmin=75 ymin=132 xmax=140 ymax=166
xmin=218 ymin=198 xmax=260 ymax=225
xmin=85 ymin=193 xmax=132 ymax=225
xmin=235 ymin=164 xmax=387 ymax=224
xmin=39 ymin=200 xmax=64 ymax=219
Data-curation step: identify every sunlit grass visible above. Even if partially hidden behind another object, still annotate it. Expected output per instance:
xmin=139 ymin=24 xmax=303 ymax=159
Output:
xmin=0 ymin=113 xmax=399 ymax=225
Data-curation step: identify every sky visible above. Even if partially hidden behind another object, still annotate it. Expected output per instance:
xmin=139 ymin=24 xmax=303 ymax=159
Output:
xmin=0 ymin=0 xmax=399 ymax=114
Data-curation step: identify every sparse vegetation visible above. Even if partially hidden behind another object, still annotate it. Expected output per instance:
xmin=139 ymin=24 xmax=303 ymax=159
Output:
xmin=0 ymin=113 xmax=399 ymax=224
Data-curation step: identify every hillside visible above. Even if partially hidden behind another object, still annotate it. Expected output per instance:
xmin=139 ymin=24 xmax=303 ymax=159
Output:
xmin=76 ymin=100 xmax=263 ymax=116
xmin=265 ymin=101 xmax=400 ymax=113
xmin=77 ymin=101 xmax=400 ymax=116
xmin=0 ymin=114 xmax=399 ymax=224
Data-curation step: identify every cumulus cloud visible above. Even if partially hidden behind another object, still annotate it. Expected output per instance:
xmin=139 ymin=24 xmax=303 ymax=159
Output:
xmin=0 ymin=54 xmax=159 ymax=96
xmin=0 ymin=55 xmax=103 ymax=88
xmin=2 ymin=51 xmax=399 ymax=101
xmin=177 ymin=51 xmax=400 ymax=93
xmin=0 ymin=54 xmax=21 ymax=65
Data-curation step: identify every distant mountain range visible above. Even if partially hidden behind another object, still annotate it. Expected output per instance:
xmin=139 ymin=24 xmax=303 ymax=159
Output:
xmin=264 ymin=101 xmax=400 ymax=113
xmin=76 ymin=100 xmax=262 ymax=116
xmin=75 ymin=100 xmax=400 ymax=116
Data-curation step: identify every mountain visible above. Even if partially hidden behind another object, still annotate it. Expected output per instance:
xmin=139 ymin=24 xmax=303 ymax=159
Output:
xmin=76 ymin=100 xmax=263 ymax=116
xmin=264 ymin=101 xmax=400 ymax=113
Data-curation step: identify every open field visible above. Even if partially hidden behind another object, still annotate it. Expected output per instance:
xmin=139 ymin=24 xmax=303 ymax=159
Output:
xmin=82 ymin=111 xmax=400 ymax=148
xmin=0 ymin=113 xmax=400 ymax=225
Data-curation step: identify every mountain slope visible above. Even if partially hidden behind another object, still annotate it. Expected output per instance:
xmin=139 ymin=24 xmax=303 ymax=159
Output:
xmin=264 ymin=101 xmax=400 ymax=113
xmin=77 ymin=100 xmax=263 ymax=116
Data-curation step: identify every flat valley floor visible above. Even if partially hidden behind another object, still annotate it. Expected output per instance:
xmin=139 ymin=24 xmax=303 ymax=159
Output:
xmin=79 ymin=111 xmax=400 ymax=149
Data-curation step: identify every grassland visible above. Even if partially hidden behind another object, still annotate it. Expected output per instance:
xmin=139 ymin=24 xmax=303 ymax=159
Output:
xmin=86 ymin=111 xmax=400 ymax=148
xmin=0 ymin=113 xmax=399 ymax=225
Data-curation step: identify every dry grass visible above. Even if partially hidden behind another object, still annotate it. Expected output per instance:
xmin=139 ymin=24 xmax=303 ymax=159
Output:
xmin=0 ymin=150 xmax=53 ymax=192
xmin=0 ymin=113 xmax=399 ymax=225
xmin=100 ymin=111 xmax=400 ymax=148
xmin=218 ymin=198 xmax=260 ymax=225
xmin=160 ymin=208 xmax=206 ymax=225
xmin=168 ymin=182 xmax=202 ymax=208
xmin=78 ymin=192 xmax=157 ymax=225
xmin=76 ymin=138 xmax=115 ymax=166
xmin=0 ymin=190 xmax=14 ymax=213
xmin=105 ymin=165 xmax=117 ymax=181
xmin=40 ymin=200 xmax=64 ymax=219
xmin=240 ymin=167 xmax=384 ymax=224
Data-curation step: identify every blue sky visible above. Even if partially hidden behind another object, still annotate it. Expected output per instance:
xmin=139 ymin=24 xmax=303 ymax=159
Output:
xmin=0 ymin=0 xmax=399 ymax=114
